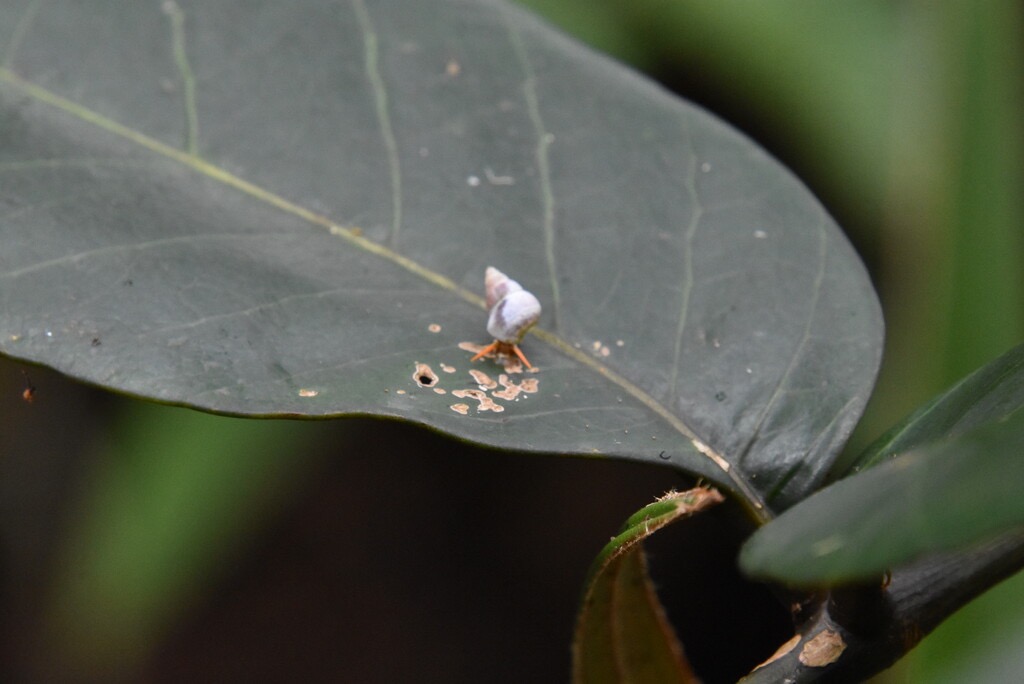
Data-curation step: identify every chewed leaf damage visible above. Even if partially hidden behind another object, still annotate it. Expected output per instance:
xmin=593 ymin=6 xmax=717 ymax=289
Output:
xmin=401 ymin=360 xmax=539 ymax=416
xmin=413 ymin=362 xmax=439 ymax=388
xmin=452 ymin=388 xmax=504 ymax=413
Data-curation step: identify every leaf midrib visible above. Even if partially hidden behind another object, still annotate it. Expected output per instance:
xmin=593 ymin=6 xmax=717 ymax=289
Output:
xmin=0 ymin=66 xmax=767 ymax=518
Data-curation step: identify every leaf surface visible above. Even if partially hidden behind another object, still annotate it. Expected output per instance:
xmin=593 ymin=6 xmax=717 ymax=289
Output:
xmin=740 ymin=345 xmax=1024 ymax=584
xmin=0 ymin=0 xmax=882 ymax=510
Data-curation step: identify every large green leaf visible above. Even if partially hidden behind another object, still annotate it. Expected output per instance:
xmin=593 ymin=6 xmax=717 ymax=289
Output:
xmin=740 ymin=344 xmax=1024 ymax=585
xmin=0 ymin=0 xmax=881 ymax=511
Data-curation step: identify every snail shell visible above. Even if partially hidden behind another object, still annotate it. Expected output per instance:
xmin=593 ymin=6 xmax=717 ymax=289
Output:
xmin=484 ymin=266 xmax=541 ymax=344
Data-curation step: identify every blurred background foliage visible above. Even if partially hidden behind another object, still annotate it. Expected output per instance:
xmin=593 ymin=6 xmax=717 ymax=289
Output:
xmin=1 ymin=1 xmax=1021 ymax=681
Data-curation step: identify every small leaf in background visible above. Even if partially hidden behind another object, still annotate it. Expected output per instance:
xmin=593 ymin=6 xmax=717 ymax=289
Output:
xmin=573 ymin=487 xmax=723 ymax=684
xmin=850 ymin=343 xmax=1024 ymax=472
xmin=739 ymin=345 xmax=1024 ymax=585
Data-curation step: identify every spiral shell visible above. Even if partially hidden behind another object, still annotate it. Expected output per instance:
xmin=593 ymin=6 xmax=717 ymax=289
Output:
xmin=484 ymin=267 xmax=541 ymax=344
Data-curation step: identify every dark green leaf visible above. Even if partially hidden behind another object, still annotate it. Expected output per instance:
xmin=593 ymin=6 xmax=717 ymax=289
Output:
xmin=573 ymin=488 xmax=721 ymax=684
xmin=740 ymin=411 xmax=1024 ymax=586
xmin=0 ymin=0 xmax=882 ymax=510
xmin=852 ymin=342 xmax=1024 ymax=472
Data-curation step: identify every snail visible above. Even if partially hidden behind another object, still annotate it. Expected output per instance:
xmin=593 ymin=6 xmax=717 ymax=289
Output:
xmin=471 ymin=267 xmax=541 ymax=369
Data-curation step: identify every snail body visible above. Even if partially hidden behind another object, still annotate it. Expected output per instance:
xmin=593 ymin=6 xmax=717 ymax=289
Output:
xmin=472 ymin=267 xmax=541 ymax=368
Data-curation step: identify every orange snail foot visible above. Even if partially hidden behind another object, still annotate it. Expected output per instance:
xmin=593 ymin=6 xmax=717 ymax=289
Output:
xmin=471 ymin=341 xmax=534 ymax=369
xmin=510 ymin=344 xmax=534 ymax=369
xmin=470 ymin=341 xmax=501 ymax=362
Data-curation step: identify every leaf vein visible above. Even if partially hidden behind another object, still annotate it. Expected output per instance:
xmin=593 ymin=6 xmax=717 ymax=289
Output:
xmin=138 ymin=286 xmax=427 ymax=338
xmin=1 ymin=233 xmax=272 ymax=281
xmin=351 ymin=0 xmax=403 ymax=249
xmin=161 ymin=1 xmax=200 ymax=155
xmin=0 ymin=157 xmax=159 ymax=172
xmin=506 ymin=17 xmax=562 ymax=333
xmin=0 ymin=190 xmax=95 ymax=225
xmin=1 ymin=0 xmax=43 ymax=69
xmin=737 ymin=214 xmax=830 ymax=469
xmin=667 ymin=149 xmax=703 ymax=407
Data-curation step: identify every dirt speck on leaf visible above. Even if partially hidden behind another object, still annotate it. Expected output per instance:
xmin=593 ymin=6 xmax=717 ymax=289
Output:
xmin=452 ymin=389 xmax=504 ymax=413
xmin=469 ymin=369 xmax=497 ymax=390
xmin=459 ymin=341 xmax=487 ymax=354
xmin=503 ymin=357 xmax=526 ymax=373
xmin=492 ymin=374 xmax=539 ymax=401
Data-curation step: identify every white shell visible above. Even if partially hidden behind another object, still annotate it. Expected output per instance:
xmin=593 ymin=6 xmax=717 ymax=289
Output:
xmin=484 ymin=266 xmax=520 ymax=309
xmin=484 ymin=267 xmax=541 ymax=343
